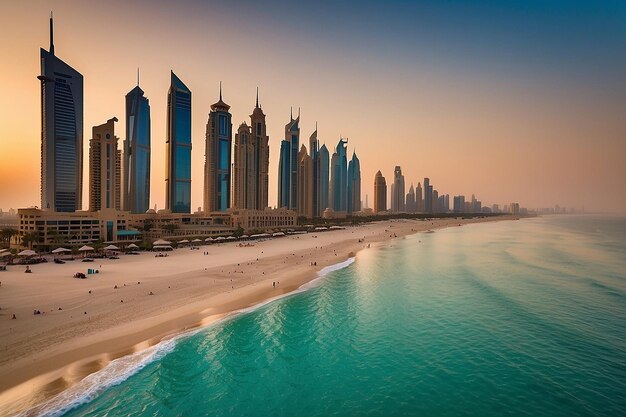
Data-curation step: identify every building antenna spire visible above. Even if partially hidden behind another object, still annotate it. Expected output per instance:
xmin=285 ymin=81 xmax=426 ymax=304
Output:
xmin=137 ymin=67 xmax=140 ymax=86
xmin=49 ymin=11 xmax=55 ymax=55
xmin=256 ymin=86 xmax=259 ymax=108
xmin=290 ymin=106 xmax=293 ymax=120
xmin=315 ymin=121 xmax=318 ymax=132
xmin=219 ymin=81 xmax=222 ymax=101
xmin=298 ymin=107 xmax=301 ymax=119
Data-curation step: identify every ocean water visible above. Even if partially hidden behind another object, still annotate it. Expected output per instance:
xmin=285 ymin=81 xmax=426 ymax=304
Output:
xmin=33 ymin=216 xmax=626 ymax=416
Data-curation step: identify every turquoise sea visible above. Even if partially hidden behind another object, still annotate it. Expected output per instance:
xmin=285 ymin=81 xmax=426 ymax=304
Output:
xmin=30 ymin=216 xmax=626 ymax=416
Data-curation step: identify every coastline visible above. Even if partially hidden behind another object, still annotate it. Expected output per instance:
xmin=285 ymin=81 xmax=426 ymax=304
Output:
xmin=0 ymin=215 xmax=516 ymax=415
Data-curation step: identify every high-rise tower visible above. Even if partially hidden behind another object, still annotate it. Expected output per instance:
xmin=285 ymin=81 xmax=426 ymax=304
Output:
xmin=297 ymin=145 xmax=314 ymax=218
xmin=204 ymin=83 xmax=232 ymax=213
xmin=89 ymin=118 xmax=121 ymax=211
xmin=165 ymin=71 xmax=192 ymax=213
xmin=330 ymin=138 xmax=348 ymax=212
xmin=318 ymin=143 xmax=330 ymax=214
xmin=38 ymin=14 xmax=84 ymax=212
xmin=123 ymin=74 xmax=151 ymax=214
xmin=347 ymin=152 xmax=361 ymax=214
xmin=278 ymin=108 xmax=300 ymax=210
xmin=250 ymin=88 xmax=269 ymax=210
xmin=309 ymin=126 xmax=319 ymax=216
xmin=374 ymin=170 xmax=387 ymax=213
xmin=391 ymin=166 xmax=405 ymax=212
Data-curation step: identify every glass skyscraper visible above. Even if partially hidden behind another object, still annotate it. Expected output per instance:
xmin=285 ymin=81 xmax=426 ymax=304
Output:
xmin=309 ymin=127 xmax=319 ymax=216
xmin=347 ymin=152 xmax=361 ymax=214
xmin=330 ymin=138 xmax=348 ymax=212
xmin=278 ymin=109 xmax=299 ymax=210
xmin=204 ymin=85 xmax=232 ymax=213
xmin=318 ymin=144 xmax=330 ymax=214
xmin=165 ymin=71 xmax=192 ymax=213
xmin=38 ymin=15 xmax=83 ymax=212
xmin=123 ymin=83 xmax=151 ymax=213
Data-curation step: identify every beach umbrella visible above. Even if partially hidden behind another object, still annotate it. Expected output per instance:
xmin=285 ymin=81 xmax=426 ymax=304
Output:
xmin=0 ymin=251 xmax=11 ymax=258
xmin=78 ymin=245 xmax=94 ymax=252
xmin=153 ymin=239 xmax=171 ymax=246
xmin=240 ymin=235 xmax=249 ymax=239
xmin=215 ymin=236 xmax=226 ymax=241
xmin=226 ymin=236 xmax=236 ymax=241
xmin=104 ymin=244 xmax=120 ymax=251
xmin=127 ymin=243 xmax=139 ymax=249
xmin=18 ymin=249 xmax=37 ymax=256
xmin=51 ymin=247 xmax=71 ymax=254
xmin=0 ymin=248 xmax=7 ymax=253
xmin=272 ymin=232 xmax=285 ymax=237
xmin=204 ymin=237 xmax=213 ymax=242
xmin=178 ymin=239 xmax=189 ymax=244
xmin=192 ymin=238 xmax=202 ymax=243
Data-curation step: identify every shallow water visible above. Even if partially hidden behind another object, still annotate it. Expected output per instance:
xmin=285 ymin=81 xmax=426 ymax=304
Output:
xmin=33 ymin=216 xmax=626 ymax=416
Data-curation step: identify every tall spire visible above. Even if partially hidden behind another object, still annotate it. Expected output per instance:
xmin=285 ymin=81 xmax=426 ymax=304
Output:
xmin=219 ymin=81 xmax=222 ymax=101
xmin=256 ymin=86 xmax=259 ymax=108
xmin=49 ymin=12 xmax=55 ymax=55
xmin=137 ymin=67 xmax=140 ymax=86
xmin=298 ymin=107 xmax=301 ymax=119
xmin=290 ymin=106 xmax=293 ymax=121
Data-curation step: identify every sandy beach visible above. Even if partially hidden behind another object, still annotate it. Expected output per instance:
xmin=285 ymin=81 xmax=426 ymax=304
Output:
xmin=0 ymin=216 xmax=514 ymax=414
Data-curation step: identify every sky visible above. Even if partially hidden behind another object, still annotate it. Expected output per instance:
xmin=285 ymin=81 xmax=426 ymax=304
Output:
xmin=0 ymin=0 xmax=625 ymax=213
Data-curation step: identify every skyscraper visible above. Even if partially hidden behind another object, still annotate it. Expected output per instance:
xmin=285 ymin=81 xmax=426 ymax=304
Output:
xmin=330 ymin=138 xmax=348 ymax=212
xmin=233 ymin=122 xmax=252 ymax=209
xmin=416 ymin=182 xmax=423 ymax=212
xmin=424 ymin=177 xmax=432 ymax=213
xmin=347 ymin=152 xmax=361 ymax=214
xmin=165 ymin=71 xmax=192 ymax=213
xmin=278 ymin=109 xmax=300 ymax=210
xmin=406 ymin=183 xmax=416 ymax=213
xmin=38 ymin=14 xmax=84 ymax=212
xmin=374 ymin=170 xmax=387 ymax=213
xmin=318 ymin=143 xmax=330 ymax=214
xmin=89 ymin=117 xmax=121 ymax=212
xmin=391 ymin=166 xmax=405 ymax=212
xmin=123 ymin=76 xmax=151 ymax=214
xmin=309 ymin=126 xmax=319 ymax=217
xmin=204 ymin=84 xmax=232 ymax=213
xmin=297 ymin=145 xmax=313 ymax=218
xmin=250 ymin=88 xmax=269 ymax=210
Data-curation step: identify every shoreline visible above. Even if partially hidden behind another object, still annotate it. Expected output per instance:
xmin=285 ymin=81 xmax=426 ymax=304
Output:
xmin=0 ymin=215 xmax=517 ymax=415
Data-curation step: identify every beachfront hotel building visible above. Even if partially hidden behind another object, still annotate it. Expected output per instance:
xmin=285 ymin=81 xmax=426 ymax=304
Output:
xmin=123 ymin=79 xmax=151 ymax=214
xmin=204 ymin=84 xmax=232 ymax=213
xmin=390 ymin=166 xmax=406 ymax=213
xmin=278 ymin=109 xmax=300 ymax=210
xmin=38 ymin=14 xmax=84 ymax=212
xmin=15 ymin=207 xmax=299 ymax=249
xmin=88 ymin=117 xmax=121 ymax=212
xmin=330 ymin=138 xmax=348 ymax=212
xmin=230 ymin=208 xmax=297 ymax=230
xmin=318 ymin=143 xmax=330 ymax=216
xmin=165 ymin=71 xmax=192 ymax=213
xmin=233 ymin=89 xmax=269 ymax=211
xmin=296 ymin=145 xmax=314 ymax=218
xmin=374 ymin=170 xmax=387 ymax=213
xmin=347 ymin=152 xmax=361 ymax=214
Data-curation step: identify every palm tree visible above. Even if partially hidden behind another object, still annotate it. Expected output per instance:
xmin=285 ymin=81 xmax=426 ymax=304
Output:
xmin=21 ymin=231 xmax=40 ymax=249
xmin=0 ymin=228 xmax=18 ymax=246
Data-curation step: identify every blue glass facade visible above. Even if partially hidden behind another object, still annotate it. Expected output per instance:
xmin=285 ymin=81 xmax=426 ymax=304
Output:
xmin=204 ymin=93 xmax=232 ymax=213
xmin=331 ymin=139 xmax=348 ymax=212
xmin=166 ymin=72 xmax=192 ymax=213
xmin=40 ymin=40 xmax=83 ymax=212
xmin=124 ymin=86 xmax=151 ymax=214
xmin=280 ymin=114 xmax=300 ymax=210
xmin=318 ymin=144 xmax=330 ymax=213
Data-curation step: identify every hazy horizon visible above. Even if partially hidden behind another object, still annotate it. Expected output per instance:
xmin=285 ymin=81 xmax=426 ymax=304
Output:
xmin=1 ymin=0 xmax=625 ymax=213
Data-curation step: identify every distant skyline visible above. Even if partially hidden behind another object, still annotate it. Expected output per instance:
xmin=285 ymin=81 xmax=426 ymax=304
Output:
xmin=1 ymin=0 xmax=625 ymax=212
